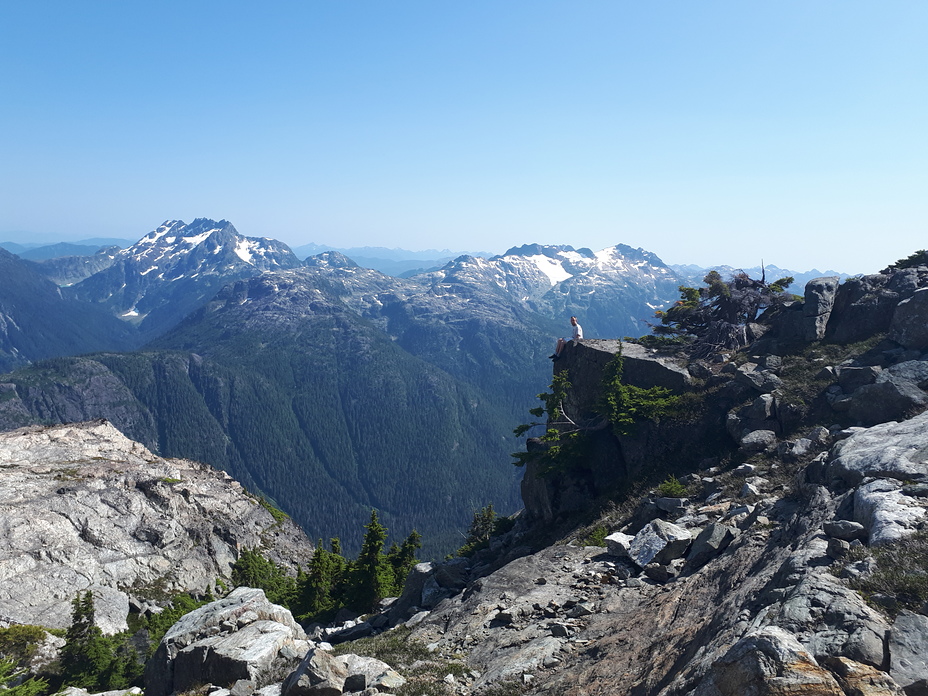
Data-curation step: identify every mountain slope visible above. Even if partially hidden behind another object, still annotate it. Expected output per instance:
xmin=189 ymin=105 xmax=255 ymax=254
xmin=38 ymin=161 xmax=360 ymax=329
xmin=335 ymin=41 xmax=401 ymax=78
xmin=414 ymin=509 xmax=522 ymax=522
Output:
xmin=0 ymin=269 xmax=534 ymax=556
xmin=0 ymin=248 xmax=135 ymax=372
xmin=27 ymin=245 xmax=122 ymax=285
xmin=66 ymin=218 xmax=303 ymax=341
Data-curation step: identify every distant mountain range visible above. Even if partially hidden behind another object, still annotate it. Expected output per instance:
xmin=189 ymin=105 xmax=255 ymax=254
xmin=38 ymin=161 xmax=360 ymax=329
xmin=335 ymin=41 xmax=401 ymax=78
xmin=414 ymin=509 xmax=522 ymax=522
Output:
xmin=0 ymin=248 xmax=136 ymax=373
xmin=0 ymin=237 xmax=135 ymax=256
xmin=0 ymin=216 xmax=852 ymax=555
xmin=291 ymin=242 xmax=495 ymax=277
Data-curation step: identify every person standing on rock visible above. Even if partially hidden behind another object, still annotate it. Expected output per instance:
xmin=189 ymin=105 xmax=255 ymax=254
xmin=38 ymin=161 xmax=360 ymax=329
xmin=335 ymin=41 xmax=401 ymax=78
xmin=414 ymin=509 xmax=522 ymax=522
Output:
xmin=551 ymin=316 xmax=582 ymax=360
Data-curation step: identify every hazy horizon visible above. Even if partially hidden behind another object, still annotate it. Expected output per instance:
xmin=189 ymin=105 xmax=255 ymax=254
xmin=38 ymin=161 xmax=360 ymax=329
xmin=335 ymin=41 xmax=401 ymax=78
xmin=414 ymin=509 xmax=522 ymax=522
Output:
xmin=3 ymin=2 xmax=925 ymax=275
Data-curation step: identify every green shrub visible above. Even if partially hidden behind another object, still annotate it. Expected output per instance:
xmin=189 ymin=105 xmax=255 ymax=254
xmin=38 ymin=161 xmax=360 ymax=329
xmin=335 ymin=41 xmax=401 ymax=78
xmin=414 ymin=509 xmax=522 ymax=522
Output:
xmin=852 ymin=529 xmax=928 ymax=614
xmin=598 ymin=349 xmax=680 ymax=437
xmin=59 ymin=592 xmax=143 ymax=691
xmin=0 ymin=624 xmax=47 ymax=665
xmin=232 ymin=549 xmax=298 ymax=607
xmin=0 ymin=658 xmax=47 ymax=696
xmin=456 ymin=505 xmax=516 ymax=558
xmin=656 ymin=475 xmax=687 ymax=498
xmin=581 ymin=526 xmax=609 ymax=547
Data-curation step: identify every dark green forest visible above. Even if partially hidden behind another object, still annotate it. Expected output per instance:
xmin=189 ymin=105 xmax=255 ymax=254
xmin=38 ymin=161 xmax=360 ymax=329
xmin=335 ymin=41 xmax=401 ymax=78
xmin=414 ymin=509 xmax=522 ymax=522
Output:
xmin=0 ymin=275 xmax=548 ymax=556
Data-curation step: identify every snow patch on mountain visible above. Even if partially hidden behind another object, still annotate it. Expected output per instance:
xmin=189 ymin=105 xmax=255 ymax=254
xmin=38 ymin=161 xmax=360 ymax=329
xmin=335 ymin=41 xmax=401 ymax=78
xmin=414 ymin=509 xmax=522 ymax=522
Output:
xmin=530 ymin=254 xmax=573 ymax=285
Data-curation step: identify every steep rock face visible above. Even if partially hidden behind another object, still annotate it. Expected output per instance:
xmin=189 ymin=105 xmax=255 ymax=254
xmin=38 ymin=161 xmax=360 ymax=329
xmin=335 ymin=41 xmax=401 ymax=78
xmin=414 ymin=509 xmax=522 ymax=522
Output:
xmin=521 ymin=339 xmax=724 ymax=523
xmin=0 ymin=420 xmax=313 ymax=633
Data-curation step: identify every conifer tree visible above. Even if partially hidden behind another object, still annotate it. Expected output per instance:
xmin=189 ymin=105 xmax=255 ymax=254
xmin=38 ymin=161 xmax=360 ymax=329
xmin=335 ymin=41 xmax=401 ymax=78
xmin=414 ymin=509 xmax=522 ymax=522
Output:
xmin=348 ymin=510 xmax=393 ymax=612
xmin=0 ymin=659 xmax=46 ymax=696
xmin=59 ymin=591 xmax=140 ymax=691
xmin=387 ymin=529 xmax=422 ymax=591
xmin=297 ymin=538 xmax=348 ymax=621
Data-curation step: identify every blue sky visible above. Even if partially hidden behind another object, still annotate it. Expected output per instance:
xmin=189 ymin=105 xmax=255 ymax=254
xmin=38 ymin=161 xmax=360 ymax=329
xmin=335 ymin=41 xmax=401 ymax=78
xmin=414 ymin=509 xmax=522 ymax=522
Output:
xmin=1 ymin=2 xmax=925 ymax=273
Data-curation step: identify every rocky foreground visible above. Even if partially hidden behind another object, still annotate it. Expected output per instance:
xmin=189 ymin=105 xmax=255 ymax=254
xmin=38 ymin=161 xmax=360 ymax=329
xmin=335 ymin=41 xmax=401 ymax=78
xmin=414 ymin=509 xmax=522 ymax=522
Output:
xmin=0 ymin=420 xmax=313 ymax=633
xmin=5 ymin=266 xmax=928 ymax=696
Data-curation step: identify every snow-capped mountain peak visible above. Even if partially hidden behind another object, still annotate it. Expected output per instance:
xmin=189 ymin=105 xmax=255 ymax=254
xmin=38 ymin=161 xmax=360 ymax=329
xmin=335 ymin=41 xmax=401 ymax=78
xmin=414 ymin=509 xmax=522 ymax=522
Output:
xmin=417 ymin=242 xmax=683 ymax=338
xmin=66 ymin=218 xmax=303 ymax=339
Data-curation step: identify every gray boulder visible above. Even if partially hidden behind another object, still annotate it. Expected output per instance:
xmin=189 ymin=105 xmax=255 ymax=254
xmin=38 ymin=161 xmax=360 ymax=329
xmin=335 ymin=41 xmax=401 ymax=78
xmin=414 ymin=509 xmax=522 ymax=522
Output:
xmin=890 ymin=287 xmax=928 ymax=350
xmin=605 ymin=531 xmax=633 ymax=559
xmin=386 ymin=562 xmax=433 ymax=623
xmin=735 ymin=366 xmax=784 ymax=394
xmin=882 ymin=360 xmax=928 ymax=387
xmin=824 ymin=657 xmax=906 ymax=696
xmin=846 ymin=378 xmax=928 ymax=426
xmin=804 ymin=276 xmax=841 ymax=341
xmin=281 ymin=649 xmax=347 ymax=696
xmin=146 ymin=587 xmax=309 ymax=696
xmin=745 ymin=394 xmax=776 ymax=421
xmin=339 ymin=654 xmax=406 ymax=693
xmin=854 ymin=479 xmax=926 ymax=546
xmin=823 ymin=520 xmax=867 ymax=542
xmin=685 ymin=523 xmax=738 ymax=570
xmin=692 ymin=626 xmax=844 ymax=696
xmin=433 ymin=557 xmax=470 ymax=590
xmin=826 ymin=273 xmax=898 ymax=344
xmin=828 ymin=411 xmax=928 ymax=485
xmin=836 ymin=365 xmax=882 ymax=393
xmin=739 ymin=429 xmax=778 ymax=454
xmin=628 ymin=519 xmax=692 ymax=567
xmin=769 ymin=572 xmax=890 ymax=668
xmin=889 ymin=611 xmax=928 ymax=696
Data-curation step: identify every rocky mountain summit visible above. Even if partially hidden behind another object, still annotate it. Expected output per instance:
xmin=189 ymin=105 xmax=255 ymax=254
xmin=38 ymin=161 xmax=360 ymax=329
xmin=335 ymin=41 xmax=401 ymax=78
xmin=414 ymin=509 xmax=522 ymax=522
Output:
xmin=0 ymin=420 xmax=313 ymax=634
xmin=288 ymin=264 xmax=928 ymax=694
xmin=420 ymin=243 xmax=681 ymax=339
xmin=65 ymin=218 xmax=303 ymax=341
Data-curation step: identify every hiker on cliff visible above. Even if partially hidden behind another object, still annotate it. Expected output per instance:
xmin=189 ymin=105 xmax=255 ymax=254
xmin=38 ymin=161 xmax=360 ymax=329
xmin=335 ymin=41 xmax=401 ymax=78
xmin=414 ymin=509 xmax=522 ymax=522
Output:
xmin=550 ymin=316 xmax=582 ymax=360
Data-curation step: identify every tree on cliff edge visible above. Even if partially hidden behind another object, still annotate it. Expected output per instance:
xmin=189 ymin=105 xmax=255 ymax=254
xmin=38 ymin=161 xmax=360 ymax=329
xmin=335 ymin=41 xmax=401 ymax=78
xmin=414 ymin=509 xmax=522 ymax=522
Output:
xmin=652 ymin=270 xmax=793 ymax=357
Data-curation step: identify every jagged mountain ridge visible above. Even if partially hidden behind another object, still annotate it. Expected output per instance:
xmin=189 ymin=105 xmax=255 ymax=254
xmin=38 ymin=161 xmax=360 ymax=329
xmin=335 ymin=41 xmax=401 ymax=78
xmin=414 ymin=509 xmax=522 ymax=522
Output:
xmin=420 ymin=243 xmax=681 ymax=339
xmin=65 ymin=218 xmax=303 ymax=342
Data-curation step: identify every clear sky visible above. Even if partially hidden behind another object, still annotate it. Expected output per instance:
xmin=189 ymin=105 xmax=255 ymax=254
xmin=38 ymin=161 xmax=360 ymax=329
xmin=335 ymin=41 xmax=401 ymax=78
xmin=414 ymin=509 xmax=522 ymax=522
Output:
xmin=1 ymin=2 xmax=925 ymax=273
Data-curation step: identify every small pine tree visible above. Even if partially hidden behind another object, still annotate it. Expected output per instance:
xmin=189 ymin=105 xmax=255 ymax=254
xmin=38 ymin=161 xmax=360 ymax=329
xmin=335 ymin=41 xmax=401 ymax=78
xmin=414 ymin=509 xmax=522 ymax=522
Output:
xmin=0 ymin=658 xmax=47 ymax=696
xmin=348 ymin=510 xmax=394 ymax=613
xmin=231 ymin=548 xmax=298 ymax=607
xmin=58 ymin=591 xmax=141 ymax=691
xmin=386 ymin=529 xmax=422 ymax=592
xmin=296 ymin=538 xmax=349 ymax=621
xmin=60 ymin=591 xmax=110 ymax=689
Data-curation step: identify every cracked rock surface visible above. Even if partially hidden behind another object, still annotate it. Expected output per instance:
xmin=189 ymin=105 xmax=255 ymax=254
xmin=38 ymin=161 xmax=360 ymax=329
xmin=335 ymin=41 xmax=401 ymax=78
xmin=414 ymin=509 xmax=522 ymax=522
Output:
xmin=0 ymin=420 xmax=314 ymax=633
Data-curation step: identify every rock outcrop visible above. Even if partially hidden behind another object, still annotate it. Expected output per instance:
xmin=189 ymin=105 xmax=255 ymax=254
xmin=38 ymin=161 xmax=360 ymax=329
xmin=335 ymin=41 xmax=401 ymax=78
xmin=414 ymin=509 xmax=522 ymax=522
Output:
xmin=394 ymin=271 xmax=928 ymax=695
xmin=0 ymin=420 xmax=314 ymax=633
xmin=146 ymin=587 xmax=310 ymax=696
